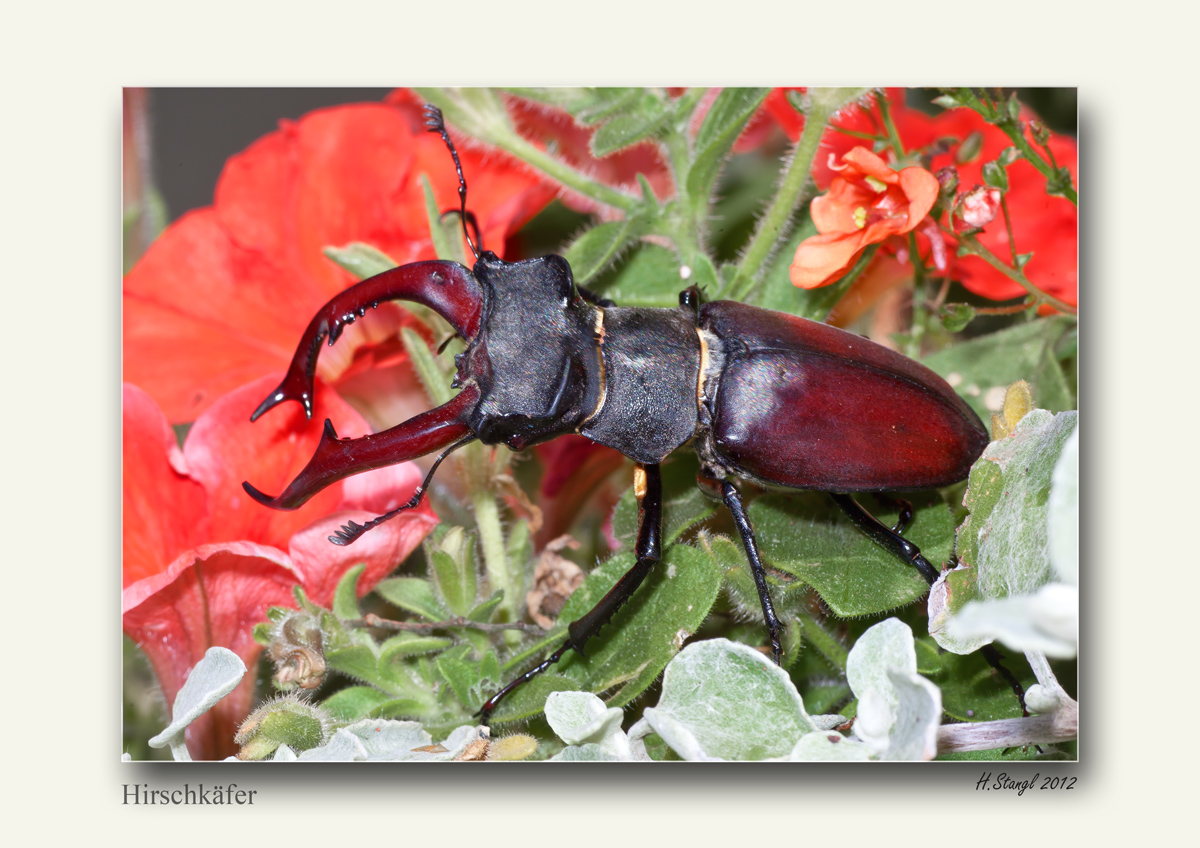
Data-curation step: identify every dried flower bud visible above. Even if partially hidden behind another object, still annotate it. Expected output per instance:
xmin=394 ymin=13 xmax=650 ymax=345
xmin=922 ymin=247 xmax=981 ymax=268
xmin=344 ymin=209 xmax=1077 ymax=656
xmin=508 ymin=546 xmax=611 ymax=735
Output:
xmin=268 ymin=611 xmax=326 ymax=691
xmin=956 ymin=185 xmax=1002 ymax=229
xmin=526 ymin=535 xmax=585 ymax=630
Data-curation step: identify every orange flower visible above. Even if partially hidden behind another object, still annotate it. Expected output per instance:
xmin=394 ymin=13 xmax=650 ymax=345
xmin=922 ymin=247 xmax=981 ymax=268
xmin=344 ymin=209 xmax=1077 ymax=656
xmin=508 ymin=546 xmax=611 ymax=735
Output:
xmin=790 ymin=147 xmax=939 ymax=289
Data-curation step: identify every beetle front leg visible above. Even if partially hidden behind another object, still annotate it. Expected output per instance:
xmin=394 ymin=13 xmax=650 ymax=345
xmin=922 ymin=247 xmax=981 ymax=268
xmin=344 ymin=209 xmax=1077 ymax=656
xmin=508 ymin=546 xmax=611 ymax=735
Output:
xmin=477 ymin=463 xmax=663 ymax=725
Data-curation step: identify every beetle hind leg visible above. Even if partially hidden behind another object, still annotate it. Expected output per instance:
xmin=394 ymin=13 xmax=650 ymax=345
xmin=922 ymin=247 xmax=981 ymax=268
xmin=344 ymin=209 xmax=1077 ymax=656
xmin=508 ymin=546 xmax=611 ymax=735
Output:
xmin=830 ymin=493 xmax=940 ymax=585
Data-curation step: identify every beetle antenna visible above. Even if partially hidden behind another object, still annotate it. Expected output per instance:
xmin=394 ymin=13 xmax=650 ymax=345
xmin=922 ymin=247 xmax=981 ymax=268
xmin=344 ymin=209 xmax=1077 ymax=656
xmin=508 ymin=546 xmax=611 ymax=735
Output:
xmin=424 ymin=103 xmax=480 ymax=261
xmin=329 ymin=434 xmax=476 ymax=546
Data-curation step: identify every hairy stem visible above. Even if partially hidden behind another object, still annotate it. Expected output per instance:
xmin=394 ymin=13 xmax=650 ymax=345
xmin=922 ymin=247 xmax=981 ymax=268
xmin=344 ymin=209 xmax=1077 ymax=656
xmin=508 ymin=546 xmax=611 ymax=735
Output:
xmin=726 ymin=91 xmax=841 ymax=301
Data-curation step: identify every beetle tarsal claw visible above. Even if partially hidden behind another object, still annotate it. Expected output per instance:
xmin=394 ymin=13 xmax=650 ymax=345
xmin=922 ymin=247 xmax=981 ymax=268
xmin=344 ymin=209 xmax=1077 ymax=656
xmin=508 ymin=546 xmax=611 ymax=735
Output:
xmin=329 ymin=521 xmax=364 ymax=546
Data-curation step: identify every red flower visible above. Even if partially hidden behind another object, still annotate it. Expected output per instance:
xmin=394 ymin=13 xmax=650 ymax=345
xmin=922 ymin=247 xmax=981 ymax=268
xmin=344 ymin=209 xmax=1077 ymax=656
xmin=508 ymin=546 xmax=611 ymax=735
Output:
xmin=789 ymin=147 xmax=939 ymax=289
xmin=123 ymin=377 xmax=438 ymax=759
xmin=893 ymin=105 xmax=1078 ymax=307
xmin=124 ymin=97 xmax=556 ymax=425
xmin=762 ymin=88 xmax=906 ymax=189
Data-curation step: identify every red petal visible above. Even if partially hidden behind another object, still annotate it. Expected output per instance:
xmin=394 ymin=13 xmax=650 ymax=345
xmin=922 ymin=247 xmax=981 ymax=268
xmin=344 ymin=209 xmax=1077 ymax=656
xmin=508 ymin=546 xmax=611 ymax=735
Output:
xmin=183 ymin=375 xmax=373 ymax=550
xmin=123 ymin=542 xmax=300 ymax=760
xmin=790 ymin=230 xmax=868 ymax=289
xmin=123 ymin=384 xmax=210 ymax=586
xmin=290 ymin=462 xmax=438 ymax=606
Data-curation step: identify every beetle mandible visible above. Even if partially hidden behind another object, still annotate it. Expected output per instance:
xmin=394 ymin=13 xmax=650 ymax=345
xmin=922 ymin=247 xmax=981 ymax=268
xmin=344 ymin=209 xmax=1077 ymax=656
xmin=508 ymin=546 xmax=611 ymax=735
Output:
xmin=243 ymin=104 xmax=990 ymax=724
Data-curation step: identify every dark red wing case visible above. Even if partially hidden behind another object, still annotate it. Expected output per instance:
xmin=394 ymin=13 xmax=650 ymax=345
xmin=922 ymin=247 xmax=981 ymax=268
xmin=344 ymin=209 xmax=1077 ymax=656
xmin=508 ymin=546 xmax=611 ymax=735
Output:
xmin=701 ymin=302 xmax=988 ymax=491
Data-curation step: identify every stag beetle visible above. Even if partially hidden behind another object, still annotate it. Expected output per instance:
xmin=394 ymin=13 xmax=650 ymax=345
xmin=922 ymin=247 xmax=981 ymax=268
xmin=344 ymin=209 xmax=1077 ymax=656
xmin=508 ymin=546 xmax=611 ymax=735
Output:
xmin=243 ymin=105 xmax=991 ymax=723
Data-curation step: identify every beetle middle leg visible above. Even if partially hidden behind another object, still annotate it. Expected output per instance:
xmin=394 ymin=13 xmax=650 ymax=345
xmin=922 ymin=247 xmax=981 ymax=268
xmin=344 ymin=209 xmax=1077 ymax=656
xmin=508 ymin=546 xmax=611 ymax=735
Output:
xmin=697 ymin=470 xmax=784 ymax=664
xmin=477 ymin=463 xmax=664 ymax=724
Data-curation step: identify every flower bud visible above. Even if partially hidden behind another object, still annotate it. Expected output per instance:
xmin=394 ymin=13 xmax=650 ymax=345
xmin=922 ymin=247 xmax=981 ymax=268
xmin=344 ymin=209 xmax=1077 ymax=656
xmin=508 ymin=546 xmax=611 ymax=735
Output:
xmin=936 ymin=166 xmax=959 ymax=199
xmin=956 ymin=185 xmax=1002 ymax=229
xmin=981 ymin=161 xmax=1008 ymax=192
xmin=235 ymin=695 xmax=332 ymax=759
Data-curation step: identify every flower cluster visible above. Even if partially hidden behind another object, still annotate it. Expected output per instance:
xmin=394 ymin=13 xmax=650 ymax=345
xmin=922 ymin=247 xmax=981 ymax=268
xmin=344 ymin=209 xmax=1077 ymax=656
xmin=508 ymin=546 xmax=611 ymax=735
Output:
xmin=785 ymin=92 xmax=1077 ymax=312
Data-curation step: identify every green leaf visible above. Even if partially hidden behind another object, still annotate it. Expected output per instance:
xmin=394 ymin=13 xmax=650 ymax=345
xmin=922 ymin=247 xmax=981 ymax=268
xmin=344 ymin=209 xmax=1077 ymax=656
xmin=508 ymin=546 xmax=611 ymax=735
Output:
xmin=641 ymin=639 xmax=816 ymax=760
xmin=332 ymin=563 xmax=366 ymax=620
xmin=570 ymin=88 xmax=641 ymax=125
xmin=488 ymin=673 xmax=581 ymax=723
xmin=595 ymin=243 xmax=690 ymax=308
xmin=376 ymin=577 xmax=447 ymax=622
xmin=148 ymin=647 xmax=247 ymax=761
xmin=686 ymin=87 xmax=769 ymax=208
xmin=435 ymin=646 xmax=482 ymax=708
xmin=932 ymin=94 xmax=963 ymax=110
xmin=428 ymin=527 xmax=478 ymax=617
xmin=590 ymin=107 xmax=668 ymax=158
xmin=323 ymin=242 xmax=398 ymax=280
xmin=500 ymin=87 xmax=596 ymax=112
xmin=750 ymin=492 xmax=953 ymax=617
xmin=561 ymin=216 xmax=649 ymax=284
xmin=462 ymin=591 xmax=501 ymax=622
xmin=325 ymin=644 xmax=382 ymax=687
xmin=320 ymin=686 xmax=393 ymax=723
xmin=922 ymin=316 xmax=1076 ymax=421
xmin=610 ymin=473 xmax=717 ymax=550
xmin=379 ymin=632 xmax=455 ymax=662
xmin=926 ymin=646 xmax=1032 ymax=723
xmin=415 ymin=87 xmax=512 ymax=144
xmin=958 ymin=410 xmax=1078 ymax=600
xmin=421 ymin=175 xmax=467 ymax=265
xmin=982 ymin=160 xmax=1008 ymax=191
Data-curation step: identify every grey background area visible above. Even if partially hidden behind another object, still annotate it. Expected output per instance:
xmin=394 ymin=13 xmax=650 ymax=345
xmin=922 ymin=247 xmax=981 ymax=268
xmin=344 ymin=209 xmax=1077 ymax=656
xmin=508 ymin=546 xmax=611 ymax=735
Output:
xmin=144 ymin=88 xmax=1078 ymax=224
xmin=149 ymin=88 xmax=390 ymax=221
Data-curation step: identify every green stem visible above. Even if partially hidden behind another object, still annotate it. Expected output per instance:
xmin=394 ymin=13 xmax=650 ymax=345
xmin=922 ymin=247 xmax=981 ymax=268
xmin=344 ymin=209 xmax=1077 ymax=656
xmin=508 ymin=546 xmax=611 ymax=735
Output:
xmin=727 ymin=94 xmax=835 ymax=301
xmin=796 ymin=612 xmax=849 ymax=671
xmin=945 ymin=88 xmax=1077 ymax=206
xmin=876 ymin=93 xmax=905 ymax=160
xmin=497 ymin=133 xmax=641 ymax=214
xmin=957 ymin=232 xmax=1077 ymax=315
xmin=472 ymin=480 xmax=516 ymax=622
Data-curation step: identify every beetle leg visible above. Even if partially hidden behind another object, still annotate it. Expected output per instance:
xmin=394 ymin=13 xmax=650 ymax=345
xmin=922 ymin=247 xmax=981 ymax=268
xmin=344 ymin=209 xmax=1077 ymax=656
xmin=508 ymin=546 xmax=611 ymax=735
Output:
xmin=243 ymin=384 xmax=479 ymax=511
xmin=715 ymin=478 xmax=785 ymax=665
xmin=829 ymin=493 xmax=940 ymax=585
xmin=477 ymin=463 xmax=663 ymax=725
xmin=328 ymin=433 xmax=476 ymax=546
xmin=834 ymin=495 xmax=1032 ymax=717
